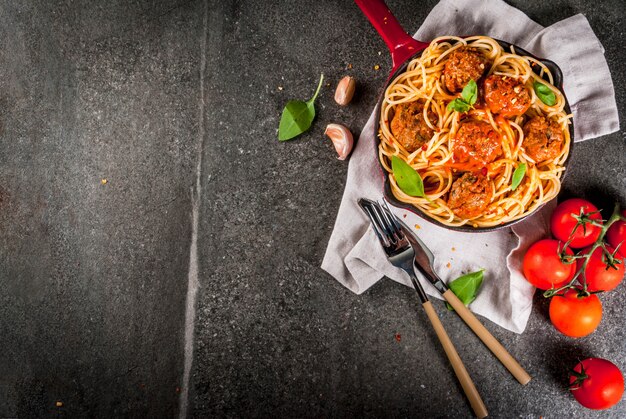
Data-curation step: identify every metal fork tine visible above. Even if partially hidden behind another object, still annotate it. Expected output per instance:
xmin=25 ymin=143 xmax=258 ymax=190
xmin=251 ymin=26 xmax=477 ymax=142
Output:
xmin=358 ymin=198 xmax=391 ymax=247
xmin=381 ymin=200 xmax=403 ymax=237
xmin=370 ymin=203 xmax=396 ymax=244
xmin=364 ymin=205 xmax=390 ymax=247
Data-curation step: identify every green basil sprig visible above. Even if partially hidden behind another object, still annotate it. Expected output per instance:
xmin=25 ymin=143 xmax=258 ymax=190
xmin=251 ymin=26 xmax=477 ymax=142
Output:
xmin=446 ymin=269 xmax=485 ymax=311
xmin=511 ymin=163 xmax=527 ymax=191
xmin=447 ymin=79 xmax=477 ymax=113
xmin=391 ymin=155 xmax=424 ymax=197
xmin=278 ymin=74 xmax=324 ymax=141
xmin=533 ymin=81 xmax=556 ymax=106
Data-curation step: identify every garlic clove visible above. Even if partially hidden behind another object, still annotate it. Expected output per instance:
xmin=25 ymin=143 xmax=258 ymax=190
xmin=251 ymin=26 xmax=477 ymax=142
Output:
xmin=334 ymin=76 xmax=356 ymax=106
xmin=324 ymin=123 xmax=354 ymax=160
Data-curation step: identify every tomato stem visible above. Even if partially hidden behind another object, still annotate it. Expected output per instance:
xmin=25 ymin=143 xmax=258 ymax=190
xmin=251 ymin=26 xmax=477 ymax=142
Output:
xmin=547 ymin=202 xmax=624 ymax=298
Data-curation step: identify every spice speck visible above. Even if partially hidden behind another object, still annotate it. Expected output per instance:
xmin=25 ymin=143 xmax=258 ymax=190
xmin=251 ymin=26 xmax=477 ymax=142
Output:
xmin=394 ymin=333 xmax=401 ymax=342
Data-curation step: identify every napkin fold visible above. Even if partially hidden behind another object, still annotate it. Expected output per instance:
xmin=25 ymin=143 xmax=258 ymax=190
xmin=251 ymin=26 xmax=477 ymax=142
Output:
xmin=322 ymin=0 xmax=619 ymax=333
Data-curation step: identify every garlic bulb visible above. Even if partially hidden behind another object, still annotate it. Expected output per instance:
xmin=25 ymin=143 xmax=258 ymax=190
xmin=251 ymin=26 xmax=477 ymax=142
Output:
xmin=324 ymin=124 xmax=354 ymax=160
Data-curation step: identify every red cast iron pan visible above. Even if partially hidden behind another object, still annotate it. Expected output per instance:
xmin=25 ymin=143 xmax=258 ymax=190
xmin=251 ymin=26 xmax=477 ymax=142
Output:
xmin=355 ymin=0 xmax=574 ymax=232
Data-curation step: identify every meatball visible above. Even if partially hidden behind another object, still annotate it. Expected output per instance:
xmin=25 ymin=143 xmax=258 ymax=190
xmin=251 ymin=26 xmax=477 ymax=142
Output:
xmin=523 ymin=116 xmax=565 ymax=163
xmin=390 ymin=101 xmax=437 ymax=152
xmin=452 ymin=120 xmax=502 ymax=166
xmin=484 ymin=75 xmax=531 ymax=117
xmin=443 ymin=47 xmax=490 ymax=93
xmin=448 ymin=172 xmax=493 ymax=219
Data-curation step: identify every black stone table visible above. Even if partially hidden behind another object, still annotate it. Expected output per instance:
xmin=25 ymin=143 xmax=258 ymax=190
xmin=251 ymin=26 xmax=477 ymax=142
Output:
xmin=0 ymin=1 xmax=624 ymax=417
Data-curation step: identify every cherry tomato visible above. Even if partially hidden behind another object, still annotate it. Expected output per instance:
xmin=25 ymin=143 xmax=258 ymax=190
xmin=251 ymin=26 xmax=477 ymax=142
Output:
xmin=549 ymin=289 xmax=602 ymax=337
xmin=578 ymin=246 xmax=625 ymax=292
xmin=551 ymin=199 xmax=603 ymax=248
xmin=606 ymin=210 xmax=626 ymax=256
xmin=570 ymin=358 xmax=624 ymax=410
xmin=523 ymin=239 xmax=576 ymax=290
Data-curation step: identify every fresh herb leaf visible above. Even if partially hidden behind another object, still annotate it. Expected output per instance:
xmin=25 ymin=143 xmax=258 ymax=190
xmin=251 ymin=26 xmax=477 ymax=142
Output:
xmin=447 ymin=79 xmax=476 ymax=113
xmin=447 ymin=98 xmax=471 ymax=113
xmin=391 ymin=155 xmax=424 ymax=197
xmin=446 ymin=269 xmax=484 ymax=311
xmin=278 ymin=74 xmax=324 ymax=141
xmin=511 ymin=163 xmax=527 ymax=191
xmin=461 ymin=79 xmax=478 ymax=105
xmin=533 ymin=81 xmax=556 ymax=106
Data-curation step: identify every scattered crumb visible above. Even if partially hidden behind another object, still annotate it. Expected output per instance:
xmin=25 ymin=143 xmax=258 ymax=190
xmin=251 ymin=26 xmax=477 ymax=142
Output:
xmin=347 ymin=63 xmax=353 ymax=70
xmin=100 ymin=178 xmax=107 ymax=185
xmin=55 ymin=401 xmax=63 ymax=407
xmin=378 ymin=51 xmax=382 ymax=55
xmin=277 ymin=86 xmax=283 ymax=91
xmin=414 ymin=224 xmax=421 ymax=230
xmin=420 ymin=384 xmax=426 ymax=389
xmin=446 ymin=262 xmax=451 ymax=268
xmin=175 ymin=387 xmax=181 ymax=394
xmin=325 ymin=83 xmax=331 ymax=87
xmin=374 ymin=64 xmax=380 ymax=71
xmin=394 ymin=333 xmax=401 ymax=342
xmin=451 ymin=247 xmax=456 ymax=252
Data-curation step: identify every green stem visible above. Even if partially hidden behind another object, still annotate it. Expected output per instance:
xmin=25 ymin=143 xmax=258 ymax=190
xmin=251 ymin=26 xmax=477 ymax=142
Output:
xmin=545 ymin=202 xmax=623 ymax=298
xmin=308 ymin=73 xmax=324 ymax=104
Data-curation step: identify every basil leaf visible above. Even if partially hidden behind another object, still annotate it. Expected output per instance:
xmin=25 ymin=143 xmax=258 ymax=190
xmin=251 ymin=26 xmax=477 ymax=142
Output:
xmin=391 ymin=155 xmax=424 ymax=197
xmin=278 ymin=74 xmax=324 ymax=141
xmin=446 ymin=270 xmax=485 ymax=311
xmin=533 ymin=81 xmax=556 ymax=106
xmin=447 ymin=98 xmax=470 ymax=113
xmin=461 ymin=79 xmax=478 ymax=105
xmin=511 ymin=163 xmax=526 ymax=191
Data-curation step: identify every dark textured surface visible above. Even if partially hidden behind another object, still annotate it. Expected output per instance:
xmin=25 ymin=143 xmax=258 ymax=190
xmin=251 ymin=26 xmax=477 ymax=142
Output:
xmin=0 ymin=1 xmax=624 ymax=418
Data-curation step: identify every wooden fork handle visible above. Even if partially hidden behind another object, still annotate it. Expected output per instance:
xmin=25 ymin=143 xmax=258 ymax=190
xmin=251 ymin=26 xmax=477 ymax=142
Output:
xmin=422 ymin=301 xmax=488 ymax=419
xmin=443 ymin=290 xmax=532 ymax=386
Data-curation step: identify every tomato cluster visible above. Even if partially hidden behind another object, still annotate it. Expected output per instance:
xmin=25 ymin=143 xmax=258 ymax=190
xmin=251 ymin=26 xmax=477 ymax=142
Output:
xmin=522 ymin=199 xmax=626 ymax=410
xmin=523 ymin=199 xmax=625 ymax=337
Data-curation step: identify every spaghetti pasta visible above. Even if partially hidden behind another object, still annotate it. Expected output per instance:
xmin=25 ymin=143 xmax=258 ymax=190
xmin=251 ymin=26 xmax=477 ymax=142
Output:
xmin=378 ymin=35 xmax=571 ymax=228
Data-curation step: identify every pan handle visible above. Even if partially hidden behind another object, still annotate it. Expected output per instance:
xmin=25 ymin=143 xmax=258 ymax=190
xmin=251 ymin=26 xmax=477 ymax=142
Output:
xmin=354 ymin=0 xmax=429 ymax=70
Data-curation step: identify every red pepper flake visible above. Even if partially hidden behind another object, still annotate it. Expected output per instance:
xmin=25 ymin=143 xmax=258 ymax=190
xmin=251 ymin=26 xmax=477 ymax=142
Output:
xmin=394 ymin=333 xmax=401 ymax=342
xmin=481 ymin=167 xmax=488 ymax=176
xmin=403 ymin=214 xmax=407 ymax=218
xmin=421 ymin=144 xmax=428 ymax=151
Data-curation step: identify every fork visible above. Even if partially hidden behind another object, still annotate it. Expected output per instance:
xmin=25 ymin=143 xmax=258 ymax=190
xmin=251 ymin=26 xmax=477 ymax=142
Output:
xmin=359 ymin=198 xmax=488 ymax=419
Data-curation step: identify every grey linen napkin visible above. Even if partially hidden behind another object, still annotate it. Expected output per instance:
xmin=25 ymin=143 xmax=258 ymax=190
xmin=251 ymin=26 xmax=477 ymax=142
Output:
xmin=321 ymin=0 xmax=619 ymax=333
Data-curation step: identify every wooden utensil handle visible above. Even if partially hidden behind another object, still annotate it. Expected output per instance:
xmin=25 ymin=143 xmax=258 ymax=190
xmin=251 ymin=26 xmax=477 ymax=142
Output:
xmin=422 ymin=301 xmax=488 ymax=419
xmin=443 ymin=289 xmax=532 ymax=386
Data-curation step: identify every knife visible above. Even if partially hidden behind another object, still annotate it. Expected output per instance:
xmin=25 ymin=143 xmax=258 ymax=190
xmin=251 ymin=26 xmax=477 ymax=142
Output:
xmin=396 ymin=216 xmax=532 ymax=386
